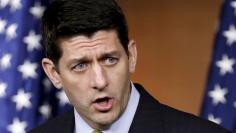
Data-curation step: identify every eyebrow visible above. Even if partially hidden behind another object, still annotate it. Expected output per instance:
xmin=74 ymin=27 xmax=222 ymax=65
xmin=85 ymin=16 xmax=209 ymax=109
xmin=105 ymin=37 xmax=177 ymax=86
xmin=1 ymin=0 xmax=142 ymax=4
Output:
xmin=67 ymin=50 xmax=121 ymax=66
xmin=99 ymin=50 xmax=121 ymax=59
xmin=66 ymin=56 xmax=90 ymax=68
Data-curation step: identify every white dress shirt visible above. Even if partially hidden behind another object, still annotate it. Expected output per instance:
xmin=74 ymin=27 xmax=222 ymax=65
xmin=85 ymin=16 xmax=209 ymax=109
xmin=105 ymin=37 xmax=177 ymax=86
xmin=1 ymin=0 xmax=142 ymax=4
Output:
xmin=74 ymin=82 xmax=140 ymax=133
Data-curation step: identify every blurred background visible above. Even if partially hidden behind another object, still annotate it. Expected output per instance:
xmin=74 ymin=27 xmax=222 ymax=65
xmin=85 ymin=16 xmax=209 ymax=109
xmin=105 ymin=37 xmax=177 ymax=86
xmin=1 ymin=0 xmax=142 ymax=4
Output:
xmin=117 ymin=0 xmax=221 ymax=115
xmin=1 ymin=0 xmax=236 ymax=132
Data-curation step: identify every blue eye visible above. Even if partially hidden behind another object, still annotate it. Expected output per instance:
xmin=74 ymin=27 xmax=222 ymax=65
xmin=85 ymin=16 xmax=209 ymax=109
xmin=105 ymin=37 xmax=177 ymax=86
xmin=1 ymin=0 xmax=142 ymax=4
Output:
xmin=73 ymin=63 xmax=87 ymax=71
xmin=104 ymin=57 xmax=118 ymax=65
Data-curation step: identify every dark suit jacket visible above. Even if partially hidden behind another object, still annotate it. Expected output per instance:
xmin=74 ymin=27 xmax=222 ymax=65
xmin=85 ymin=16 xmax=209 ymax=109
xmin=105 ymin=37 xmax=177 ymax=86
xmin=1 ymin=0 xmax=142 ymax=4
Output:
xmin=29 ymin=83 xmax=231 ymax=133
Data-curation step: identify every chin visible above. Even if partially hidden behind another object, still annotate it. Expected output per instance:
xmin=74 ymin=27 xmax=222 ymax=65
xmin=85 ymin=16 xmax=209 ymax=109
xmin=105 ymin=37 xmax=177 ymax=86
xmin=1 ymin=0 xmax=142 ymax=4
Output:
xmin=94 ymin=111 xmax=120 ymax=129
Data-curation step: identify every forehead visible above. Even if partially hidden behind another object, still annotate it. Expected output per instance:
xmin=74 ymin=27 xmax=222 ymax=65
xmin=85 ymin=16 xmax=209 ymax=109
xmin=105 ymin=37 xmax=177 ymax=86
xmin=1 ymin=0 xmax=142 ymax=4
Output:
xmin=58 ymin=30 xmax=123 ymax=58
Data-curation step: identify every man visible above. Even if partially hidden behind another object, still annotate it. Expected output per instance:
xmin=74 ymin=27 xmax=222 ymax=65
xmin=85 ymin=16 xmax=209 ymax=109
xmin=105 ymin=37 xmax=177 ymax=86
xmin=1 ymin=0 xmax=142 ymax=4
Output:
xmin=29 ymin=0 xmax=230 ymax=133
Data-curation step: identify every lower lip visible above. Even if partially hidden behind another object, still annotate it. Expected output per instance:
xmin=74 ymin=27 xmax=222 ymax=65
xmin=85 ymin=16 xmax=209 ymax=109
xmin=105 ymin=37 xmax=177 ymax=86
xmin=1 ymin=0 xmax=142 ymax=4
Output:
xmin=93 ymin=98 xmax=113 ymax=112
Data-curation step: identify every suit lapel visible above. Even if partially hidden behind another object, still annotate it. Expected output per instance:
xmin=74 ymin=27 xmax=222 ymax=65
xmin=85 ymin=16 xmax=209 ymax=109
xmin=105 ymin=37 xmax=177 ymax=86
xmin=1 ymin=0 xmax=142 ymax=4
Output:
xmin=129 ymin=84 xmax=165 ymax=133
xmin=53 ymin=109 xmax=75 ymax=133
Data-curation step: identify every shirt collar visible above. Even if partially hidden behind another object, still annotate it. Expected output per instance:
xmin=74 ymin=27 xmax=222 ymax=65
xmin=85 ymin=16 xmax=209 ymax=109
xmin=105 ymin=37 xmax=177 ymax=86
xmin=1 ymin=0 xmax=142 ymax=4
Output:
xmin=74 ymin=82 xmax=140 ymax=133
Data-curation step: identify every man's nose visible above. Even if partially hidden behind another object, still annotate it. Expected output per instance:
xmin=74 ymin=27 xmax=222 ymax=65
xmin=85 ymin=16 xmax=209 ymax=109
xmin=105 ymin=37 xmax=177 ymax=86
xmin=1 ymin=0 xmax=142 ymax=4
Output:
xmin=90 ymin=64 xmax=108 ymax=90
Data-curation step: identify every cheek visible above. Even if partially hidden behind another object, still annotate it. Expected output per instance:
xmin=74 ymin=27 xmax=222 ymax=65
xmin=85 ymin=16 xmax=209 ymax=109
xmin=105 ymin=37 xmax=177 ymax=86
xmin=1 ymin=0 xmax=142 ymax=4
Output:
xmin=64 ymin=84 xmax=93 ymax=115
xmin=60 ymin=69 xmax=89 ymax=92
xmin=60 ymin=74 xmax=91 ymax=107
xmin=110 ymin=58 xmax=130 ymax=81
xmin=108 ymin=62 xmax=130 ymax=98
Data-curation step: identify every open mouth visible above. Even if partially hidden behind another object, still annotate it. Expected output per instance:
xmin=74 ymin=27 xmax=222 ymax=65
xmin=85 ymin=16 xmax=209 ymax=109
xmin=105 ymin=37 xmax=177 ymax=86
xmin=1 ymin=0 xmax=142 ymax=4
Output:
xmin=93 ymin=97 xmax=113 ymax=112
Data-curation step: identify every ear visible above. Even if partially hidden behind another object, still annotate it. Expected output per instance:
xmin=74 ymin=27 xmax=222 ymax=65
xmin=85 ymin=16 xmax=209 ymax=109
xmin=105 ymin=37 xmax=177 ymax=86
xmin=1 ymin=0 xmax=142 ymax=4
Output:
xmin=42 ymin=58 xmax=62 ymax=89
xmin=128 ymin=40 xmax=137 ymax=73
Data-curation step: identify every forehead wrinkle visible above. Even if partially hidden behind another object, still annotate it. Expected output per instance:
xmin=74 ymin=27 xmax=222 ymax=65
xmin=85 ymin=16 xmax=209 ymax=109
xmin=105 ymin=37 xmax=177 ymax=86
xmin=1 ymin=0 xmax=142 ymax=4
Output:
xmin=65 ymin=43 xmax=115 ymax=60
xmin=61 ymin=40 xmax=102 ymax=57
xmin=69 ymin=38 xmax=111 ymax=54
xmin=68 ymin=36 xmax=109 ymax=47
xmin=60 ymin=30 xmax=119 ymax=52
xmin=60 ymin=30 xmax=122 ymax=62
xmin=68 ymin=46 xmax=119 ymax=62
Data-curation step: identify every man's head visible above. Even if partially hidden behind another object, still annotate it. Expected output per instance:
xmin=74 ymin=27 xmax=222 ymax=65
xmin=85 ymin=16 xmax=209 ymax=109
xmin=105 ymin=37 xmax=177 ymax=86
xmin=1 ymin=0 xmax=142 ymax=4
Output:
xmin=42 ymin=0 xmax=129 ymax=66
xmin=41 ymin=0 xmax=137 ymax=130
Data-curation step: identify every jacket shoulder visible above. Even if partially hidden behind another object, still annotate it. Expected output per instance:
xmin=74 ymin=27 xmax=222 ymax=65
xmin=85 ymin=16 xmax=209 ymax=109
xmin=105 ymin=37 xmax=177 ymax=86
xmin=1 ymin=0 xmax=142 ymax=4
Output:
xmin=28 ymin=110 xmax=74 ymax=133
xmin=160 ymin=104 xmax=231 ymax=133
xmin=134 ymin=83 xmax=231 ymax=133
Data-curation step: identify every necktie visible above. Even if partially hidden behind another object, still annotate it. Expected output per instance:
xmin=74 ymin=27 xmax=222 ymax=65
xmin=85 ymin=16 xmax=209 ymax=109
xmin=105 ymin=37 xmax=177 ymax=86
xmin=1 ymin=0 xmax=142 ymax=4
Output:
xmin=92 ymin=129 xmax=103 ymax=133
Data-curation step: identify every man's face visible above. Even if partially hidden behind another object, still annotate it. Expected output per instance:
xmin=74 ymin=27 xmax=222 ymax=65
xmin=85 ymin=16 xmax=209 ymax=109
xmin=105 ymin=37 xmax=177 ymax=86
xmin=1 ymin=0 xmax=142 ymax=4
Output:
xmin=42 ymin=30 xmax=137 ymax=129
